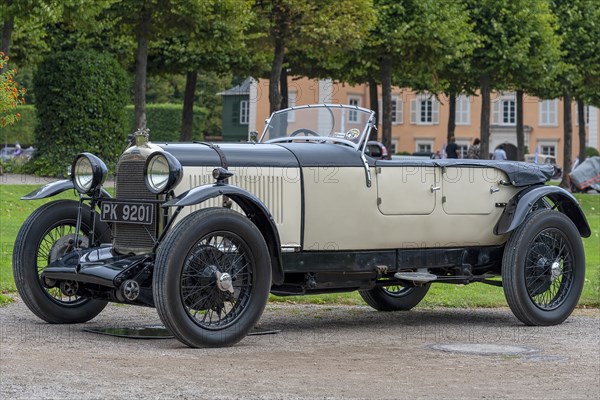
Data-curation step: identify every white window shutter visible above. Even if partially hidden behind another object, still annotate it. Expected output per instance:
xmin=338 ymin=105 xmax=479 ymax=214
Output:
xmin=410 ymin=99 xmax=417 ymax=124
xmin=492 ymin=100 xmax=500 ymax=124
xmin=432 ymin=99 xmax=440 ymax=124
xmin=397 ymin=100 xmax=403 ymax=124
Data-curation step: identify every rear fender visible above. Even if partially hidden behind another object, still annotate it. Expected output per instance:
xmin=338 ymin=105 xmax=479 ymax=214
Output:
xmin=164 ymin=184 xmax=284 ymax=285
xmin=495 ymin=185 xmax=591 ymax=237
xmin=21 ymin=179 xmax=112 ymax=200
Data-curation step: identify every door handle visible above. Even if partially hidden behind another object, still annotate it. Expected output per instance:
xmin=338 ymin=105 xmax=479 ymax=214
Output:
xmin=430 ymin=185 xmax=441 ymax=192
xmin=490 ymin=187 xmax=500 ymax=194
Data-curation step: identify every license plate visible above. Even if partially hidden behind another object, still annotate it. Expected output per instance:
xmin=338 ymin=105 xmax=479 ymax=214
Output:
xmin=100 ymin=201 xmax=154 ymax=225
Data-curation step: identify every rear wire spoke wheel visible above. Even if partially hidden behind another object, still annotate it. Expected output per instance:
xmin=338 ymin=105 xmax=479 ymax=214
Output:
xmin=502 ymin=209 xmax=585 ymax=325
xmin=154 ymin=208 xmax=271 ymax=348
xmin=359 ymin=283 xmax=430 ymax=311
xmin=13 ymin=200 xmax=111 ymax=323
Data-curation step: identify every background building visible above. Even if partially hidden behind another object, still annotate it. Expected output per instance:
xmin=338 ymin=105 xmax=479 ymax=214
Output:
xmin=223 ymin=77 xmax=599 ymax=167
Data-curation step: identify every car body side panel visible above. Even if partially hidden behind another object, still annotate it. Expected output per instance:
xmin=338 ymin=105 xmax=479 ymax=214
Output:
xmin=441 ymin=166 xmax=506 ymax=215
xmin=303 ymin=166 xmax=520 ymax=250
xmin=173 ymin=165 xmax=302 ymax=247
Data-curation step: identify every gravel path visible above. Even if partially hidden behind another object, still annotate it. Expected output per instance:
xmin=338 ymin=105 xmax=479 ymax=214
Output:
xmin=1 ymin=298 xmax=599 ymax=399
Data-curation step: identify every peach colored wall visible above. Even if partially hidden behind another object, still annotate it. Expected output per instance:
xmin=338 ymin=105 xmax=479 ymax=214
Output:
xmin=252 ymin=77 xmax=598 ymax=167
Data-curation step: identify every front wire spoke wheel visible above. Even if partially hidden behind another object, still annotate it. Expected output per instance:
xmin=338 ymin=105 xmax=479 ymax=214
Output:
xmin=154 ymin=208 xmax=271 ymax=348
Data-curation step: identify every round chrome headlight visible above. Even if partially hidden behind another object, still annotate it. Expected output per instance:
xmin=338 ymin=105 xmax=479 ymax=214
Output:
xmin=71 ymin=153 xmax=107 ymax=194
xmin=144 ymin=151 xmax=182 ymax=194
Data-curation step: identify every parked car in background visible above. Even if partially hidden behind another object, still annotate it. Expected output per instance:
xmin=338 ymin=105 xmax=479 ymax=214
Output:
xmin=525 ymin=154 xmax=562 ymax=179
xmin=14 ymin=104 xmax=590 ymax=348
xmin=365 ymin=140 xmax=390 ymax=160
xmin=1 ymin=146 xmax=16 ymax=162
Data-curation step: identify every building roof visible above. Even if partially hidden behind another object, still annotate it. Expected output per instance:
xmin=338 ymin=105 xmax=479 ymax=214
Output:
xmin=218 ymin=77 xmax=253 ymax=96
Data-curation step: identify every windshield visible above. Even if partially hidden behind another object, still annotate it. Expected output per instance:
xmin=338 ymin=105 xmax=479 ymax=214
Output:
xmin=260 ymin=104 xmax=375 ymax=148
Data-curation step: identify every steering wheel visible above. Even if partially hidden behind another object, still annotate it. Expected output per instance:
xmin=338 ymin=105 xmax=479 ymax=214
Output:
xmin=290 ymin=128 xmax=319 ymax=137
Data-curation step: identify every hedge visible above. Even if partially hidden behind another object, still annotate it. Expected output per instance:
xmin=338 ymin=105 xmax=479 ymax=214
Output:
xmin=30 ymin=50 xmax=129 ymax=176
xmin=1 ymin=104 xmax=208 ymax=149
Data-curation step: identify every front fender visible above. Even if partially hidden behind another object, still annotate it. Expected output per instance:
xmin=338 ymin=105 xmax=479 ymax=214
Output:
xmin=164 ymin=184 xmax=284 ymax=285
xmin=495 ymin=185 xmax=591 ymax=237
xmin=21 ymin=179 xmax=112 ymax=200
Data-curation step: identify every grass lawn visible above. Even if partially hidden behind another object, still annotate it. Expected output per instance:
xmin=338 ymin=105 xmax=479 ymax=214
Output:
xmin=1 ymin=183 xmax=598 ymax=308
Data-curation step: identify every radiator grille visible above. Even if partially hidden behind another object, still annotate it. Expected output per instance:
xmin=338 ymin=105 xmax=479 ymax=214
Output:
xmin=113 ymin=158 xmax=158 ymax=254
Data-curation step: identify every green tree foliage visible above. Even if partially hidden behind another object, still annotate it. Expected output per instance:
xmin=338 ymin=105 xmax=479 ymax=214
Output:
xmin=252 ymin=0 xmax=375 ymax=114
xmin=30 ymin=50 xmax=128 ymax=176
xmin=367 ymin=0 xmax=475 ymax=151
xmin=148 ymin=0 xmax=253 ymax=141
xmin=463 ymin=0 xmax=563 ymax=159
xmin=552 ymin=0 xmax=600 ymax=185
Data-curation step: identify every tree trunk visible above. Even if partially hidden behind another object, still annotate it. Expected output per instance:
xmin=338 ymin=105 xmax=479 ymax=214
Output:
xmin=559 ymin=93 xmax=573 ymax=189
xmin=134 ymin=7 xmax=151 ymax=131
xmin=577 ymin=99 xmax=586 ymax=165
xmin=1 ymin=0 xmax=13 ymax=73
xmin=516 ymin=90 xmax=525 ymax=161
xmin=180 ymin=71 xmax=197 ymax=142
xmin=368 ymin=76 xmax=379 ymax=141
xmin=447 ymin=92 xmax=456 ymax=143
xmin=380 ymin=56 xmax=392 ymax=152
xmin=479 ymin=74 xmax=491 ymax=159
xmin=269 ymin=37 xmax=285 ymax=114
xmin=279 ymin=65 xmax=288 ymax=109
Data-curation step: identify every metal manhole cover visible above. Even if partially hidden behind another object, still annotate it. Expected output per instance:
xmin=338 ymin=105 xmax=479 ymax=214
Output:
xmin=428 ymin=343 xmax=539 ymax=356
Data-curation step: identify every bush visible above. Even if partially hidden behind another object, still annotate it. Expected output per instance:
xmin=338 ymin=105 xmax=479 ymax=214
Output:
xmin=585 ymin=146 xmax=599 ymax=158
xmin=28 ymin=50 xmax=128 ymax=176
xmin=125 ymin=104 xmax=208 ymax=142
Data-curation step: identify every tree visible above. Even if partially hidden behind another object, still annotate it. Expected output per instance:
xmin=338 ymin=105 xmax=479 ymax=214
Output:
xmin=464 ymin=0 xmax=562 ymax=159
xmin=252 ymin=0 xmax=375 ymax=114
xmin=369 ymin=0 xmax=475 ymax=151
xmin=505 ymin=1 xmax=561 ymax=161
xmin=148 ymin=0 xmax=253 ymax=141
xmin=552 ymin=0 xmax=600 ymax=186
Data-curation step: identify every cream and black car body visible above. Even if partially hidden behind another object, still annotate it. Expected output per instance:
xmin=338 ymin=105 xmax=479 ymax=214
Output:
xmin=14 ymin=104 xmax=591 ymax=348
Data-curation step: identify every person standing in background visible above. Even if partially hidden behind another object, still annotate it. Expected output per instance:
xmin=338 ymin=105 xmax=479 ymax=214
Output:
xmin=493 ymin=144 xmax=507 ymax=160
xmin=467 ymin=138 xmax=480 ymax=159
xmin=446 ymin=136 xmax=458 ymax=159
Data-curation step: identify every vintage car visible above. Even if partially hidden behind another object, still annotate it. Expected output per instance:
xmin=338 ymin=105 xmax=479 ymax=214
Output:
xmin=14 ymin=104 xmax=590 ymax=348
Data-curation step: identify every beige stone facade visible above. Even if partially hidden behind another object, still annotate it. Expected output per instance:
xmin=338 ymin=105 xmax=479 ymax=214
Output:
xmin=247 ymin=77 xmax=599 ymax=167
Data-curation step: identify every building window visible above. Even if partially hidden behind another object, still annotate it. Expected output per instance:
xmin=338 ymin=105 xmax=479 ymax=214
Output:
xmin=457 ymin=141 xmax=469 ymax=158
xmin=540 ymin=145 xmax=556 ymax=157
xmin=492 ymin=93 xmax=516 ymax=126
xmin=392 ymin=96 xmax=403 ymax=124
xmin=239 ymin=100 xmax=249 ymax=125
xmin=348 ymin=96 xmax=361 ymax=123
xmin=455 ymin=95 xmax=470 ymax=125
xmin=378 ymin=96 xmax=404 ymax=124
xmin=415 ymin=139 xmax=433 ymax=153
xmin=410 ymin=95 xmax=440 ymax=125
xmin=287 ymin=91 xmax=297 ymax=122
xmin=539 ymin=99 xmax=558 ymax=126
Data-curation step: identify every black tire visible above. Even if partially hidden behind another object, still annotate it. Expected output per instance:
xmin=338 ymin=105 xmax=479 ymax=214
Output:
xmin=153 ymin=208 xmax=271 ymax=348
xmin=359 ymin=284 xmax=430 ymax=311
xmin=13 ymin=200 xmax=111 ymax=323
xmin=502 ymin=209 xmax=585 ymax=326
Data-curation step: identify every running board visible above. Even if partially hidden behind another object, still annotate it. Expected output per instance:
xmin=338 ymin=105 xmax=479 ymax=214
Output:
xmin=394 ymin=272 xmax=437 ymax=282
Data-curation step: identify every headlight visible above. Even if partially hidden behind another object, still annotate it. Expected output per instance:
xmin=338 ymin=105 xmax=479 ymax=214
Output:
xmin=71 ymin=153 xmax=107 ymax=194
xmin=144 ymin=151 xmax=182 ymax=194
